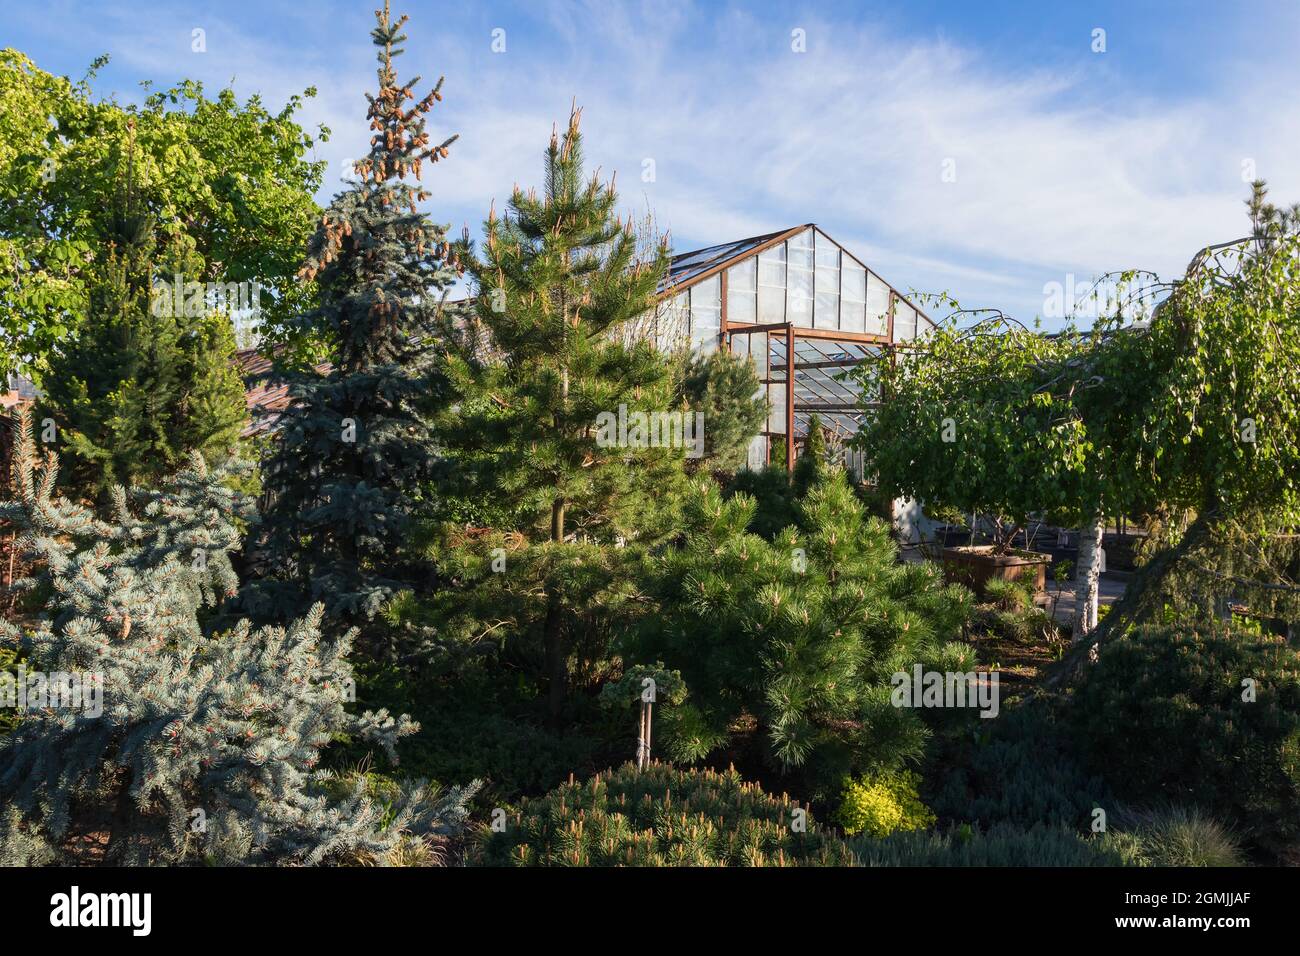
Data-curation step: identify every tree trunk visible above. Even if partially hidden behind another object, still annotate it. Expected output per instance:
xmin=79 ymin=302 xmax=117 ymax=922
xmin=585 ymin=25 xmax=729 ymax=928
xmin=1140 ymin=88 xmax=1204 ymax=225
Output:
xmin=543 ymin=592 xmax=566 ymax=725
xmin=545 ymin=495 xmax=567 ymax=724
xmin=1051 ymin=510 xmax=1213 ymax=687
xmin=1072 ymin=512 xmax=1105 ymax=640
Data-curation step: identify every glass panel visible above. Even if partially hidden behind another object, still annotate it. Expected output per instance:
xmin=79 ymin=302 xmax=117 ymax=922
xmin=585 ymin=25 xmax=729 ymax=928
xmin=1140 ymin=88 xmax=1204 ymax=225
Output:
xmin=894 ymin=300 xmax=918 ymax=341
xmin=865 ymin=272 xmax=890 ymax=336
xmin=730 ymin=330 xmax=768 ymax=383
xmin=814 ymin=232 xmax=840 ymax=330
xmin=730 ymin=330 xmax=750 ymax=360
xmin=746 ymin=434 xmax=767 ymax=472
xmin=751 ymin=331 xmax=768 ymax=377
xmin=729 ymin=255 xmax=757 ymax=292
xmin=757 ymin=244 xmax=786 ymax=323
xmin=690 ymin=275 xmax=721 ymax=353
xmin=814 ymin=292 xmax=839 ymax=330
xmin=841 ymin=261 xmax=867 ymax=334
xmin=768 ymin=382 xmax=787 ymax=434
xmin=787 ymin=230 xmax=813 ymax=328
xmin=727 ymin=258 xmax=757 ymax=325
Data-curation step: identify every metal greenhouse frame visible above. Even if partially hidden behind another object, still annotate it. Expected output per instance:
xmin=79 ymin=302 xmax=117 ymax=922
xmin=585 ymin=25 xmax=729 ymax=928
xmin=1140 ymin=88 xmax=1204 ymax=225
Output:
xmin=655 ymin=223 xmax=933 ymax=472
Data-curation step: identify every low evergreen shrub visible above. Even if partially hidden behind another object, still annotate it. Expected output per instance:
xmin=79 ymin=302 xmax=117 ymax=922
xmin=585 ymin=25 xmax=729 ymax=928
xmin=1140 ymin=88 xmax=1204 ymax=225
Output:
xmin=835 ymin=769 xmax=936 ymax=837
xmin=1072 ymin=624 xmax=1300 ymax=844
xmin=851 ymin=823 xmax=1135 ymax=867
xmin=928 ymin=702 xmax=1111 ymax=830
xmin=470 ymin=763 xmax=856 ymax=866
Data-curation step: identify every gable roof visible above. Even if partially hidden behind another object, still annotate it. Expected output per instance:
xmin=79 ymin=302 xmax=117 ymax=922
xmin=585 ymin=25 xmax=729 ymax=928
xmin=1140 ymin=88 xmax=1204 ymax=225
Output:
xmin=236 ymin=348 xmax=332 ymax=438
xmin=658 ymin=223 xmax=933 ymax=327
xmin=660 ymin=227 xmax=794 ymax=293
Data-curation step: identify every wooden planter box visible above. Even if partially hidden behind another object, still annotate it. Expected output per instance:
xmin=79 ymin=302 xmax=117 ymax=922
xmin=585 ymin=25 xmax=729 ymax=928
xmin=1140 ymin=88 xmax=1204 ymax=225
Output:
xmin=941 ymin=545 xmax=1051 ymax=597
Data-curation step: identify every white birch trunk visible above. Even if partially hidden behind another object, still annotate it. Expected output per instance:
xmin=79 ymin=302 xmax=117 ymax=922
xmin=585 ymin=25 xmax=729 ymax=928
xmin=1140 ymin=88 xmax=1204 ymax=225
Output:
xmin=1073 ymin=513 xmax=1105 ymax=641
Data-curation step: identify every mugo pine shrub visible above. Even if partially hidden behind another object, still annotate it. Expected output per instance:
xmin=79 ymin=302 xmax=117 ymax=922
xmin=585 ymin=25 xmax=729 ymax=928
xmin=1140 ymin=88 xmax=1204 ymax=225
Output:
xmin=1072 ymin=624 xmax=1300 ymax=844
xmin=627 ymin=470 xmax=974 ymax=798
xmin=472 ymin=763 xmax=855 ymax=866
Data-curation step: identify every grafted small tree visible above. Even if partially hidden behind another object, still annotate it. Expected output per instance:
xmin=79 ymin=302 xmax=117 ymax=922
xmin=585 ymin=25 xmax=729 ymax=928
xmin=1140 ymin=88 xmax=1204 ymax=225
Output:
xmin=0 ymin=411 xmax=476 ymax=865
xmin=250 ymin=1 xmax=464 ymax=625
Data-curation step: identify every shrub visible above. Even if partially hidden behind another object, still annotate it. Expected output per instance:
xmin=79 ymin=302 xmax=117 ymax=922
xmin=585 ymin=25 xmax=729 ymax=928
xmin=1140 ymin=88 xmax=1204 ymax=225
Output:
xmin=850 ymin=823 xmax=1135 ymax=867
xmin=627 ymin=472 xmax=974 ymax=799
xmin=470 ymin=763 xmax=856 ymax=866
xmin=1113 ymin=806 xmax=1246 ymax=867
xmin=677 ymin=349 xmax=766 ymax=474
xmin=724 ymin=465 xmax=798 ymax=540
xmin=983 ymin=578 xmax=1031 ymax=613
xmin=335 ymin=659 xmax=604 ymax=806
xmin=836 ymin=770 xmax=936 ymax=837
xmin=1071 ymin=624 xmax=1300 ymax=843
xmin=928 ymin=702 xmax=1112 ymax=830
xmin=971 ymin=579 xmax=1060 ymax=646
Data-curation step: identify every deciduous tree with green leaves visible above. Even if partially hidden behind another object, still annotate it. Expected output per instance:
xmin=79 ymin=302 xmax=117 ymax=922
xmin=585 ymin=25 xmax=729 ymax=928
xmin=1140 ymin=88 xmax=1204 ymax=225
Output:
xmin=858 ymin=183 xmax=1300 ymax=648
xmin=853 ymin=313 xmax=1116 ymax=636
xmin=0 ymin=48 xmax=327 ymax=380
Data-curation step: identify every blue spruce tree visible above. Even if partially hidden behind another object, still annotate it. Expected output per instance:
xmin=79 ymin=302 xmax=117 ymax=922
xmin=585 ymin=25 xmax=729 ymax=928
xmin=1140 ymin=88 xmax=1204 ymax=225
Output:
xmin=0 ymin=411 xmax=477 ymax=865
xmin=248 ymin=1 xmax=465 ymax=625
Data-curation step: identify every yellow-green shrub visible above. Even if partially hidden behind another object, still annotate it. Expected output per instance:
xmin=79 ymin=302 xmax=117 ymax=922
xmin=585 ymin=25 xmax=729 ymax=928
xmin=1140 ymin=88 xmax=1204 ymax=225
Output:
xmin=836 ymin=770 xmax=936 ymax=837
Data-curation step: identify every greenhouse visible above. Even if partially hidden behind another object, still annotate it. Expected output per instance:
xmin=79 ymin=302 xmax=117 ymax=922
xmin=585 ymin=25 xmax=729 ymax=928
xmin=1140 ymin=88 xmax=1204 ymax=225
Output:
xmin=653 ymin=224 xmax=933 ymax=471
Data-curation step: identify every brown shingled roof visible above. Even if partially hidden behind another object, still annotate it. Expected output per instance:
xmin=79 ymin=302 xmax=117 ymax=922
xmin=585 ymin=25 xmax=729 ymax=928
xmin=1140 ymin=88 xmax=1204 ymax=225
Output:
xmin=236 ymin=348 xmax=332 ymax=438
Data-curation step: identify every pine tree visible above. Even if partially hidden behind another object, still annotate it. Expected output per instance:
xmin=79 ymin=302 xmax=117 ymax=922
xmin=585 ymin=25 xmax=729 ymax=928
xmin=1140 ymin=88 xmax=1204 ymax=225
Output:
xmin=249 ymin=1 xmax=464 ymax=624
xmin=432 ymin=108 xmax=687 ymax=721
xmin=792 ymin=413 xmax=830 ymax=497
xmin=1245 ymin=178 xmax=1300 ymax=250
xmin=626 ymin=468 xmax=974 ymax=798
xmin=678 ymin=348 xmax=766 ymax=474
xmin=40 ymin=122 xmax=248 ymax=500
xmin=0 ymin=411 xmax=476 ymax=864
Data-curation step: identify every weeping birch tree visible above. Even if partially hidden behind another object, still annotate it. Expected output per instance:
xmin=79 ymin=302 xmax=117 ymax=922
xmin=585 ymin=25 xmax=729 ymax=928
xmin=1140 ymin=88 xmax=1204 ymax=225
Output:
xmin=853 ymin=312 xmax=1119 ymax=638
xmin=857 ymin=182 xmax=1300 ymax=652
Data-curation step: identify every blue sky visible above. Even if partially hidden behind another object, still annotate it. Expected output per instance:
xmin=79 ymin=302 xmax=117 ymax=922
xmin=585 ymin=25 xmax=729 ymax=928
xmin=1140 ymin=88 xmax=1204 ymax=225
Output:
xmin=6 ymin=0 xmax=1299 ymax=325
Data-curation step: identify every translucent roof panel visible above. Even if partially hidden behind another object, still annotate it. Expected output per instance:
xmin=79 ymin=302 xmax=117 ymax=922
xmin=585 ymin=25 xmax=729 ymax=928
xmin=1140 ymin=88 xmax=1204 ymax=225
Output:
xmin=659 ymin=229 xmax=791 ymax=293
xmin=662 ymin=224 xmax=932 ymax=331
xmin=755 ymin=334 xmax=884 ymax=441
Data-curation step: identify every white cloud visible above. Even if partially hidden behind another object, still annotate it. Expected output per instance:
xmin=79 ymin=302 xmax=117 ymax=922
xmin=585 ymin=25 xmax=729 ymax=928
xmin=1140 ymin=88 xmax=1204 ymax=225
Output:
xmin=48 ymin=0 xmax=1300 ymax=324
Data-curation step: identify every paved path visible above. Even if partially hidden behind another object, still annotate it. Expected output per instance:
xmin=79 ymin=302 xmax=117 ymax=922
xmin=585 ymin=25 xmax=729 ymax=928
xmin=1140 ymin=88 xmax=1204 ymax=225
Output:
xmin=1039 ymin=572 xmax=1129 ymax=624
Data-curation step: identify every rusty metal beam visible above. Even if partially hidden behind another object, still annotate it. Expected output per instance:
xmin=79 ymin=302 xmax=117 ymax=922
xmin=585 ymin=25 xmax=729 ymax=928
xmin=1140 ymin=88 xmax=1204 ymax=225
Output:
xmin=785 ymin=324 xmax=796 ymax=471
